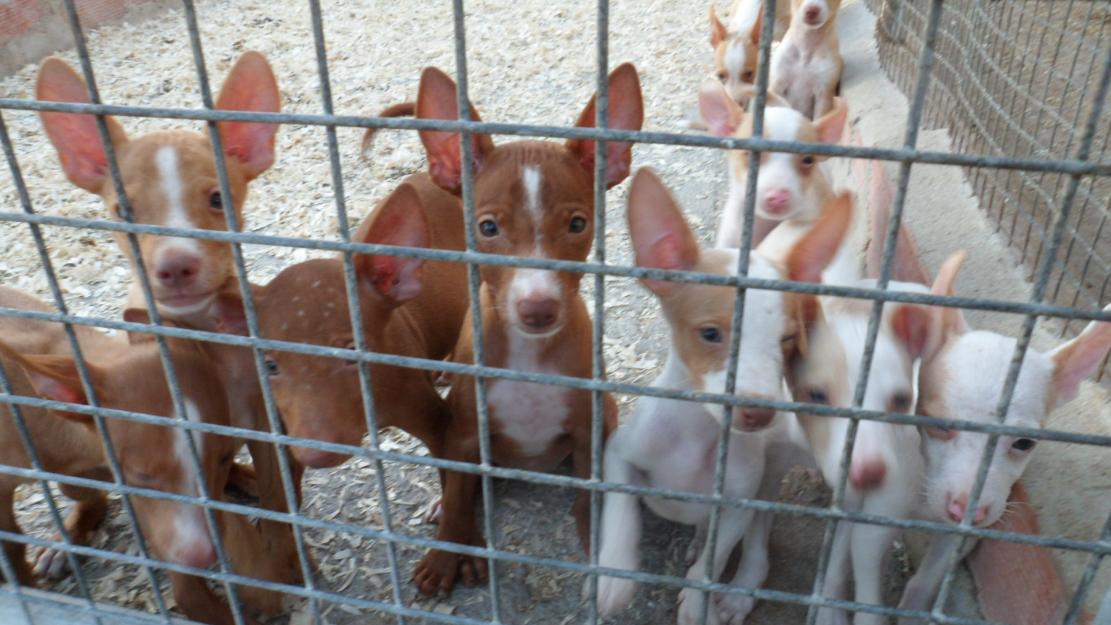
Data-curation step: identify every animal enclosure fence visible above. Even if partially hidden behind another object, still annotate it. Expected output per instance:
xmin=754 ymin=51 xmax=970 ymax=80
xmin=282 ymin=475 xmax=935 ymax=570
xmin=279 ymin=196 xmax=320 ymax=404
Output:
xmin=871 ymin=0 xmax=1111 ymax=359
xmin=0 ymin=1 xmax=1108 ymax=625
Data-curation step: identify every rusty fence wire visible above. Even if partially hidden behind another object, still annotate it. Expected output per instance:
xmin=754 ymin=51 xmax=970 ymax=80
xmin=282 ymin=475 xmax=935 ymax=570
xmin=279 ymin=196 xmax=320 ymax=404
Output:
xmin=0 ymin=1 xmax=1107 ymax=625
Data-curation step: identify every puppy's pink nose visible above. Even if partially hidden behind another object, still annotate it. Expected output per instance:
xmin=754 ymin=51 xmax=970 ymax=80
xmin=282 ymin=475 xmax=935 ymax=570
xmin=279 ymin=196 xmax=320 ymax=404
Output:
xmin=734 ymin=407 xmax=776 ymax=431
xmin=763 ymin=188 xmax=793 ymax=215
xmin=155 ymin=253 xmax=201 ymax=289
xmin=849 ymin=459 xmax=886 ymax=490
xmin=946 ymin=494 xmax=990 ymax=525
xmin=516 ymin=297 xmax=560 ymax=333
xmin=804 ymin=6 xmax=821 ymax=23
xmin=174 ymin=538 xmax=216 ymax=570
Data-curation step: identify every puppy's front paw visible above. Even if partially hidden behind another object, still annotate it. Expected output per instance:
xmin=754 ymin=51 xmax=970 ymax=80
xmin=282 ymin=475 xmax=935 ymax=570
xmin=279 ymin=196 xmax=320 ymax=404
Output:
xmin=678 ymin=587 xmax=719 ymax=625
xmin=32 ymin=546 xmax=69 ymax=580
xmin=595 ymin=575 xmax=637 ymax=616
xmin=713 ymin=591 xmax=756 ymax=625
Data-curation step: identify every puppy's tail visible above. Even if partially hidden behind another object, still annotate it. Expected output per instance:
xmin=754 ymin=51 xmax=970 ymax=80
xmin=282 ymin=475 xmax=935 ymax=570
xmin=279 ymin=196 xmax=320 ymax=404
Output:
xmin=360 ymin=101 xmax=416 ymax=159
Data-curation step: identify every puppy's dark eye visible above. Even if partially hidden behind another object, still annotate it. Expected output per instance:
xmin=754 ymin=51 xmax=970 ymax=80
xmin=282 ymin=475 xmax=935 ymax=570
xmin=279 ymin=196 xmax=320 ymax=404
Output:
xmin=264 ymin=358 xmax=280 ymax=376
xmin=699 ymin=326 xmax=723 ymax=343
xmin=479 ymin=219 xmax=499 ymax=237
xmin=807 ymin=389 xmax=829 ymax=404
xmin=344 ymin=342 xmax=360 ymax=366
xmin=1011 ymin=438 xmax=1037 ymax=452
xmin=800 ymin=156 xmax=816 ymax=166
xmin=208 ymin=191 xmax=223 ymax=210
xmin=717 ymin=71 xmax=728 ymax=82
xmin=741 ymin=71 xmax=755 ymax=83
xmin=889 ymin=392 xmax=913 ymax=413
xmin=569 ymin=216 xmax=587 ymax=234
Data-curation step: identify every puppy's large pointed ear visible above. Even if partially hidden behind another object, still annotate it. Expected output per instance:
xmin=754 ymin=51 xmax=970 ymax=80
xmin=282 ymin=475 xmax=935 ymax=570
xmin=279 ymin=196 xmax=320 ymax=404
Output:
xmin=36 ymin=57 xmax=129 ymax=193
xmin=0 ymin=342 xmax=98 ymax=425
xmin=709 ymin=4 xmax=728 ymax=47
xmin=627 ymin=169 xmax=699 ymax=297
xmin=216 ymin=51 xmax=281 ymax=180
xmin=786 ymin=192 xmax=853 ymax=284
xmin=814 ymin=97 xmax=848 ymax=146
xmin=567 ymin=63 xmax=644 ymax=189
xmin=698 ymin=78 xmax=745 ymax=137
xmin=1048 ymin=303 xmax=1111 ymax=409
xmin=416 ymin=67 xmax=495 ymax=194
xmin=931 ymin=250 xmax=970 ymax=337
xmin=354 ymin=183 xmax=430 ymax=305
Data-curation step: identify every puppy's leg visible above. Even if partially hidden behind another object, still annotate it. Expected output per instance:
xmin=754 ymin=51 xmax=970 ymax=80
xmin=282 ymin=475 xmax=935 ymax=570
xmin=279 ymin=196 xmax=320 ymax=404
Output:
xmin=678 ymin=506 xmax=753 ymax=625
xmin=850 ymin=522 xmax=900 ymax=625
xmin=897 ymin=533 xmax=973 ymax=625
xmin=33 ymin=467 xmax=110 ymax=580
xmin=170 ymin=571 xmax=261 ymax=625
xmin=714 ymin=511 xmax=772 ymax=624
xmin=571 ymin=393 xmax=618 ymax=551
xmin=413 ymin=395 xmax=484 ymax=596
xmin=0 ymin=484 xmax=33 ymax=585
xmin=815 ymin=520 xmax=852 ymax=625
xmin=595 ymin=426 xmax=643 ymax=616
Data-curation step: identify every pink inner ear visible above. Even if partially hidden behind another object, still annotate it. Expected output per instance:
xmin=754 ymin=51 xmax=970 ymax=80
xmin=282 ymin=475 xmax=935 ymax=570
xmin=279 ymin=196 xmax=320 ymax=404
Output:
xmin=698 ymin=84 xmax=739 ymax=137
xmin=1052 ymin=317 xmax=1111 ymax=405
xmin=215 ymin=53 xmax=280 ymax=179
xmin=891 ymin=305 xmax=931 ymax=358
xmin=29 ymin=370 xmax=85 ymax=406
xmin=40 ymin=111 xmax=110 ymax=191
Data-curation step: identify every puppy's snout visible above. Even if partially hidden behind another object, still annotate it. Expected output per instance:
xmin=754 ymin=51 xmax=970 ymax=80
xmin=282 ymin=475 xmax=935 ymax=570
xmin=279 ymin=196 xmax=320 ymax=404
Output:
xmin=734 ymin=406 xmax=776 ymax=431
xmin=803 ymin=4 xmax=823 ymax=25
xmin=849 ymin=458 xmax=886 ymax=490
xmin=155 ymin=252 xmax=201 ymax=289
xmin=762 ymin=188 xmax=793 ymax=215
xmin=516 ymin=297 xmax=560 ymax=333
xmin=946 ymin=493 xmax=990 ymax=525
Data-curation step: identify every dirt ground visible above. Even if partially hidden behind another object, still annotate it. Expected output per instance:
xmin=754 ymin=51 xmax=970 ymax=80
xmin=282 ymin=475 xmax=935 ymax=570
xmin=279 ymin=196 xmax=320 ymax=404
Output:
xmin=0 ymin=0 xmax=1064 ymax=623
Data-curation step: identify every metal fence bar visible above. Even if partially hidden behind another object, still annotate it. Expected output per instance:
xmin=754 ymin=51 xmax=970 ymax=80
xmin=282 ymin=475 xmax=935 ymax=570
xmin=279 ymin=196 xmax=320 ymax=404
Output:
xmin=585 ymin=1 xmax=610 ymax=624
xmin=304 ymin=0 xmax=409 ymax=621
xmin=0 ymin=523 xmax=1021 ymax=625
xmin=698 ymin=1 xmax=777 ymax=620
xmin=0 ymin=110 xmax=108 ymax=625
xmin=449 ymin=0 xmax=504 ymax=619
xmin=1 ymin=97 xmax=1107 ymax=176
xmin=806 ymin=2 xmax=945 ymax=622
xmin=927 ymin=34 xmax=1111 ymax=625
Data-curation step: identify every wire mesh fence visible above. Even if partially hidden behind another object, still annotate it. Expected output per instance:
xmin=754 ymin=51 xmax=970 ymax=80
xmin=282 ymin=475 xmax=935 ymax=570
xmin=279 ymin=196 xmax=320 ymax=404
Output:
xmin=0 ymin=1 xmax=1108 ymax=625
xmin=871 ymin=0 xmax=1111 ymax=363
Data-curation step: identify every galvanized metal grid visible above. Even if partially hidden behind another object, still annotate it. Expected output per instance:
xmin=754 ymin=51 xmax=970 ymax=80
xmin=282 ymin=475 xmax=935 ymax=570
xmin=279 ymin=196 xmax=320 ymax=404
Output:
xmin=0 ymin=1 xmax=1107 ymax=625
xmin=872 ymin=0 xmax=1111 ymax=378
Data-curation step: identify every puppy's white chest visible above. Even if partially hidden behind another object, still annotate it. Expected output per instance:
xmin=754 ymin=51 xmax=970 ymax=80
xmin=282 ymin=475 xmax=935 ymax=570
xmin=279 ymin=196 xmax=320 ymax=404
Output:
xmin=487 ymin=376 xmax=570 ymax=457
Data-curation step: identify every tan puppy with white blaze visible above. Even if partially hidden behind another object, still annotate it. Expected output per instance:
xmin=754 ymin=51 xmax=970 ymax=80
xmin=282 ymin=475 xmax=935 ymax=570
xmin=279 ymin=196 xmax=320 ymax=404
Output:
xmin=710 ymin=0 xmax=791 ymax=105
xmin=770 ymin=0 xmax=843 ymax=119
xmin=699 ymin=78 xmax=847 ymax=249
xmin=37 ymin=52 xmax=280 ymax=320
xmin=596 ymin=169 xmax=852 ymax=625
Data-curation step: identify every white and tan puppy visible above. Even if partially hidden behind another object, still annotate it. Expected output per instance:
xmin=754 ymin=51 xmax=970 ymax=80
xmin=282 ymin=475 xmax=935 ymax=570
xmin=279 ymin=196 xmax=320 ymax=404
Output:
xmin=710 ymin=0 xmax=792 ymax=105
xmin=897 ymin=265 xmax=1111 ymax=621
xmin=699 ymin=78 xmax=847 ymax=249
xmin=596 ymin=169 xmax=852 ymax=625
xmin=770 ymin=0 xmax=844 ymax=119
